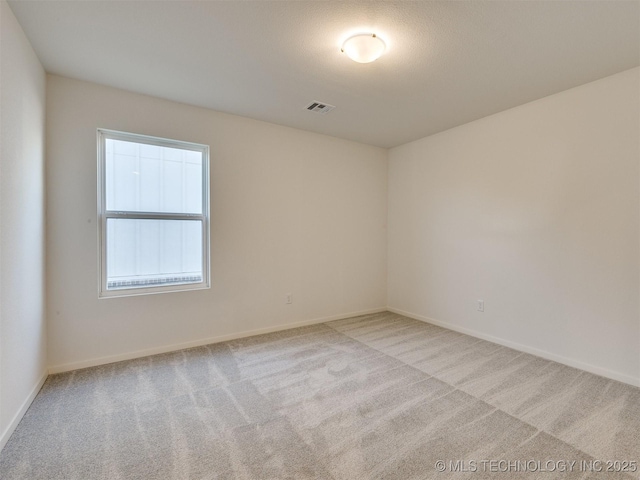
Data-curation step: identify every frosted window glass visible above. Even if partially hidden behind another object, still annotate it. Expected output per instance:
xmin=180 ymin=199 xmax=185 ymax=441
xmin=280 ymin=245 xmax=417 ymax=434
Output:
xmin=99 ymin=130 xmax=209 ymax=297
xmin=105 ymin=139 xmax=202 ymax=214
xmin=106 ymin=219 xmax=203 ymax=289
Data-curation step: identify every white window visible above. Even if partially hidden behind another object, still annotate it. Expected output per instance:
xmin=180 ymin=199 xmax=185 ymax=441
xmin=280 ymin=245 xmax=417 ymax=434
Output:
xmin=97 ymin=129 xmax=210 ymax=297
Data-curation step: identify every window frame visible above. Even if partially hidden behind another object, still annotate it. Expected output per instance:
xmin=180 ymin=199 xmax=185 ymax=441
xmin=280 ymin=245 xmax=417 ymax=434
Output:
xmin=97 ymin=129 xmax=211 ymax=298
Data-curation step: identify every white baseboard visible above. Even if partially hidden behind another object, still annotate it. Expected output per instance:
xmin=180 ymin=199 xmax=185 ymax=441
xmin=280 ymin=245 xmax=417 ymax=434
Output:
xmin=387 ymin=307 xmax=640 ymax=388
xmin=47 ymin=304 xmax=638 ymax=385
xmin=48 ymin=307 xmax=387 ymax=374
xmin=0 ymin=370 xmax=48 ymax=453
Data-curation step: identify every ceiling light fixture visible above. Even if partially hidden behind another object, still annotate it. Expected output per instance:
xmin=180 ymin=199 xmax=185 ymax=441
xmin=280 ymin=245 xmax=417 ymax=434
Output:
xmin=341 ymin=33 xmax=386 ymax=63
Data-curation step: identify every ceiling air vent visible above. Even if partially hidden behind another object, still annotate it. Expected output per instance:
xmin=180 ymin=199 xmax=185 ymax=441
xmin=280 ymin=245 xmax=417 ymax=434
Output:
xmin=305 ymin=101 xmax=336 ymax=115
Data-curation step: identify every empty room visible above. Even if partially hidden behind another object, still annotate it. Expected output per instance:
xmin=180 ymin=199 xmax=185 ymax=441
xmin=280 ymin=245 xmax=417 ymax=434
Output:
xmin=1 ymin=0 xmax=639 ymax=478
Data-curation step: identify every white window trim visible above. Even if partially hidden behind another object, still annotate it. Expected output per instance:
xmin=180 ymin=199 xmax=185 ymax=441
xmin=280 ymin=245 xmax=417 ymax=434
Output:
xmin=97 ymin=129 xmax=211 ymax=298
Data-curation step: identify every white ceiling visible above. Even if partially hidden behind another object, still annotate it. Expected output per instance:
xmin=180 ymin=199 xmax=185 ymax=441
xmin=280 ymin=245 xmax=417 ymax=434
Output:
xmin=8 ymin=0 xmax=640 ymax=148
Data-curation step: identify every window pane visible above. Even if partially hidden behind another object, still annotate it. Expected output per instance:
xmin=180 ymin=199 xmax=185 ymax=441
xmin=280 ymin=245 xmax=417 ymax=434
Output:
xmin=106 ymin=218 xmax=203 ymax=290
xmin=105 ymin=138 xmax=203 ymax=214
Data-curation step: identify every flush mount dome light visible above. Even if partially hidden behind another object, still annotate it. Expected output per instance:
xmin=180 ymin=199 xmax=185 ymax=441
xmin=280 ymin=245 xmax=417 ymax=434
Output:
xmin=341 ymin=33 xmax=386 ymax=63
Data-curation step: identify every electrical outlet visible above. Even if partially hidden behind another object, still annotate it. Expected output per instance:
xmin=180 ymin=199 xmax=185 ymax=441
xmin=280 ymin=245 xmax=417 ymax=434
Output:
xmin=286 ymin=293 xmax=292 ymax=305
xmin=477 ymin=300 xmax=484 ymax=312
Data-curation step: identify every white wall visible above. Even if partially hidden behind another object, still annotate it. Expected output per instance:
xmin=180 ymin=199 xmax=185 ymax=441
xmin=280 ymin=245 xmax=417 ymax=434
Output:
xmin=0 ymin=0 xmax=47 ymax=450
xmin=388 ymin=68 xmax=640 ymax=386
xmin=46 ymin=75 xmax=388 ymax=371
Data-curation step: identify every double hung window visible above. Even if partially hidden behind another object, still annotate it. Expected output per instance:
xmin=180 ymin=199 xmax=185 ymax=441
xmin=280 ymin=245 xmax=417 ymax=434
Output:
xmin=97 ymin=130 xmax=210 ymax=297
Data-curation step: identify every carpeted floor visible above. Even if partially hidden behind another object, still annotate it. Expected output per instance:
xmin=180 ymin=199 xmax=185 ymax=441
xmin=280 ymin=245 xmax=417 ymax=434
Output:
xmin=0 ymin=312 xmax=638 ymax=479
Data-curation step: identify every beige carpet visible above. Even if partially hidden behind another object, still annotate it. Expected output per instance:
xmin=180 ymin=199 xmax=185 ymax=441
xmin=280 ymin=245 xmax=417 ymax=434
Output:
xmin=0 ymin=312 xmax=638 ymax=479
